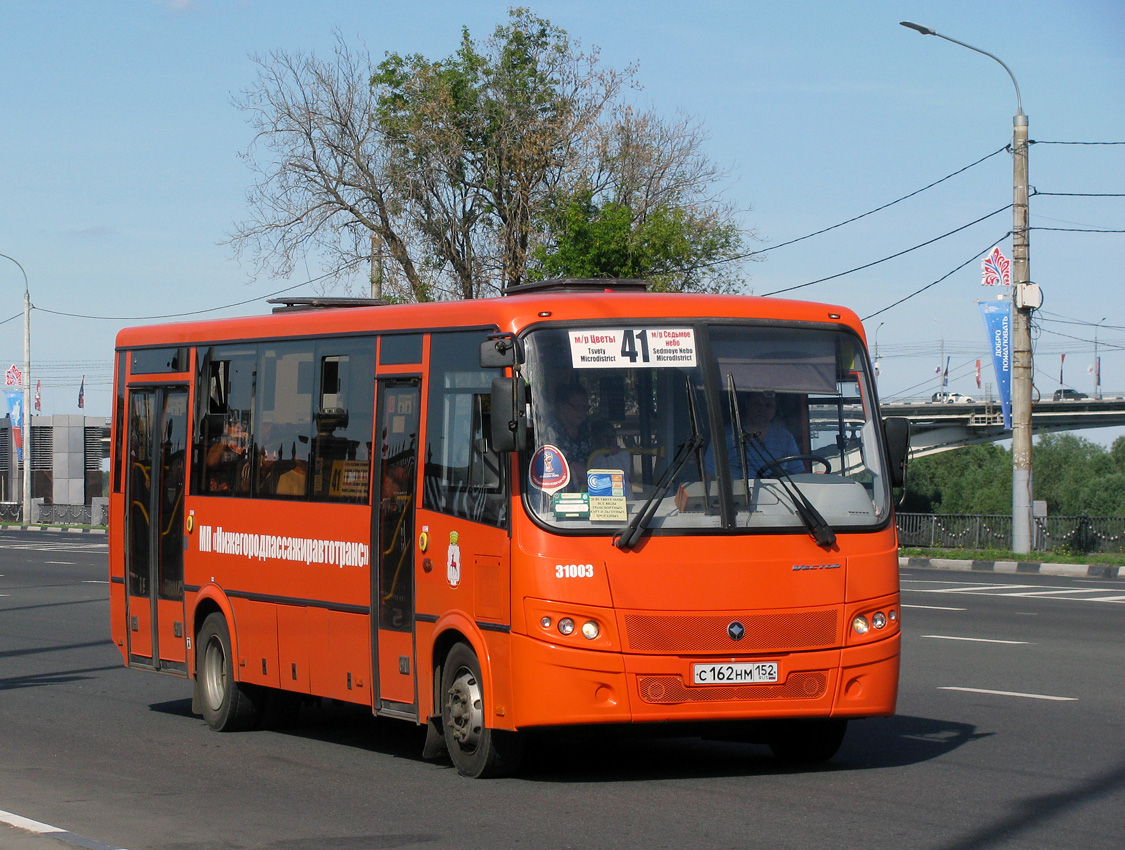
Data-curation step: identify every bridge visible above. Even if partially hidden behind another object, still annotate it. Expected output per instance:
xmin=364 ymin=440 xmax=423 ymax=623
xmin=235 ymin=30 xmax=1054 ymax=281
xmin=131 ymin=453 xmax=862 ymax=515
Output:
xmin=880 ymin=396 xmax=1125 ymax=457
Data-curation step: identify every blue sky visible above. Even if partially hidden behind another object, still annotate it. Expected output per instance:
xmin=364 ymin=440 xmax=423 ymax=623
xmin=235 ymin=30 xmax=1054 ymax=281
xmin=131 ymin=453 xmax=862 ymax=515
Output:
xmin=2 ymin=0 xmax=1123 ymax=445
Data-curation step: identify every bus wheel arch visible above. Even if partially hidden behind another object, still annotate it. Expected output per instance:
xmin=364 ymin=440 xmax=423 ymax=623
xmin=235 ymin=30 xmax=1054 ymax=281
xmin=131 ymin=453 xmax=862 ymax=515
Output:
xmin=438 ymin=641 xmax=523 ymax=778
xmin=194 ymin=611 xmax=261 ymax=732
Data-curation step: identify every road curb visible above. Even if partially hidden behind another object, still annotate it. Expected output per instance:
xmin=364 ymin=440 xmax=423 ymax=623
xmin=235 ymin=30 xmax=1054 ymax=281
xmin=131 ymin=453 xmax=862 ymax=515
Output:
xmin=901 ymin=556 xmax=1121 ymax=579
xmin=0 ymin=525 xmax=107 ymax=534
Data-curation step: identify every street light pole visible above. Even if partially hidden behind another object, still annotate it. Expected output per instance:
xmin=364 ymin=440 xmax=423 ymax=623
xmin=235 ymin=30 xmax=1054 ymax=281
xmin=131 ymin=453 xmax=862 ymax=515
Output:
xmin=1 ymin=252 xmax=32 ymax=525
xmin=901 ymin=21 xmax=1036 ymax=554
xmin=1094 ymin=317 xmax=1106 ymax=399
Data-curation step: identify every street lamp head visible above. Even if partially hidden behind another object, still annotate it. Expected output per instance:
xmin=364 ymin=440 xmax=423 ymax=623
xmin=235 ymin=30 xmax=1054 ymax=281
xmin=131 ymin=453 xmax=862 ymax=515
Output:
xmin=900 ymin=21 xmax=936 ymax=36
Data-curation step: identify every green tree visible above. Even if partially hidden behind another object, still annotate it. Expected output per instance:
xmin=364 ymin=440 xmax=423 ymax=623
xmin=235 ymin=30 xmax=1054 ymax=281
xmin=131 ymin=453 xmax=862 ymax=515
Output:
xmin=529 ymin=192 xmax=744 ymax=292
xmin=904 ymin=433 xmax=1125 ymax=517
xmin=229 ymin=9 xmax=750 ymax=300
xmin=903 ymin=443 xmax=1010 ymax=514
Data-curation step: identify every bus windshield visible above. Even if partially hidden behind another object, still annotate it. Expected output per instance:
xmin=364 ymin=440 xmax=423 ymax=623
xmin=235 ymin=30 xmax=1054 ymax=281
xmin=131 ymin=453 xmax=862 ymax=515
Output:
xmin=521 ymin=323 xmax=890 ymax=536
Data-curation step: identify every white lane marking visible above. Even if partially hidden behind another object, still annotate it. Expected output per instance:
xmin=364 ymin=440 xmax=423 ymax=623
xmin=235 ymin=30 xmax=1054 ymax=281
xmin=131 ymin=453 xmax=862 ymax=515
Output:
xmin=1005 ymin=589 xmax=1112 ymax=597
xmin=922 ymin=635 xmax=1030 ymax=645
xmin=939 ymin=686 xmax=1077 ymax=702
xmin=903 ymin=604 xmax=966 ymax=611
xmin=1083 ymin=595 xmax=1125 ymax=603
xmin=0 ymin=809 xmax=65 ymax=834
xmin=0 ymin=808 xmax=130 ymax=850
xmin=931 ymin=584 xmax=1038 ymax=593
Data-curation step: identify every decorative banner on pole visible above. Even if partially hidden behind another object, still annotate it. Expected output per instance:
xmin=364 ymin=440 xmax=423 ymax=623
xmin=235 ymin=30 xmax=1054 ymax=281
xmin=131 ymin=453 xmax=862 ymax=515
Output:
xmin=981 ymin=247 xmax=1011 ymax=287
xmin=1059 ymin=353 xmax=1066 ymax=385
xmin=6 ymin=391 xmax=23 ymax=461
xmin=34 ymin=380 xmax=41 ymax=412
xmin=78 ymin=376 xmax=85 ymax=409
xmin=942 ymin=356 xmax=950 ymax=388
xmin=5 ymin=364 xmax=21 ymax=387
xmin=975 ymin=359 xmax=982 ymax=389
xmin=980 ymin=301 xmax=1013 ymax=429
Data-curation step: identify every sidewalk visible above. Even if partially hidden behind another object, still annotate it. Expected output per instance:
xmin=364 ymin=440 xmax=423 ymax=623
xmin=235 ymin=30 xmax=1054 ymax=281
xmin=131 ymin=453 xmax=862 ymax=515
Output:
xmin=900 ymin=556 xmax=1121 ymax=580
xmin=0 ymin=525 xmax=107 ymax=534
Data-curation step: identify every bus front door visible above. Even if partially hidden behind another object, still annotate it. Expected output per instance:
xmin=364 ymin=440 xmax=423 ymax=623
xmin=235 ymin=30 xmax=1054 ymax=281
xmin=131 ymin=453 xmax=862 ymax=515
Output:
xmin=124 ymin=386 xmax=189 ymax=673
xmin=373 ymin=378 xmax=421 ymax=710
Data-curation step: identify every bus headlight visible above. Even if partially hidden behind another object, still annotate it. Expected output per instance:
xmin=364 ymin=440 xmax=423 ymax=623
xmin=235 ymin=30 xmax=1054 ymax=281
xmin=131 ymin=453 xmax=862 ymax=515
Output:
xmin=581 ymin=620 xmax=600 ymax=640
xmin=558 ymin=618 xmax=575 ymax=636
xmin=852 ymin=615 xmax=870 ymax=635
xmin=872 ymin=612 xmax=887 ymax=630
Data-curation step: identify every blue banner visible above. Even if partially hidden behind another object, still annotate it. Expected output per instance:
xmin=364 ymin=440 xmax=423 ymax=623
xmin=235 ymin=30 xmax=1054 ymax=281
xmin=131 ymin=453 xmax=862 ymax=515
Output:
xmin=6 ymin=390 xmax=23 ymax=461
xmin=979 ymin=301 xmax=1012 ymax=429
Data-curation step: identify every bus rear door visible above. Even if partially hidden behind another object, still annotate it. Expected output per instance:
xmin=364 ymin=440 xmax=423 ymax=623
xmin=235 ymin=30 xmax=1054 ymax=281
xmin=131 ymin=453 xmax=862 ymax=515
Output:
xmin=124 ymin=386 xmax=189 ymax=673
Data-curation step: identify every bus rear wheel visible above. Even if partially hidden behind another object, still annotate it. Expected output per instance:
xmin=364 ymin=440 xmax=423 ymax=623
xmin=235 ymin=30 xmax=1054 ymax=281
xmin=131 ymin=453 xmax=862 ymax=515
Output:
xmin=768 ymin=718 xmax=848 ymax=763
xmin=196 ymin=612 xmax=260 ymax=732
xmin=440 ymin=643 xmax=523 ymax=778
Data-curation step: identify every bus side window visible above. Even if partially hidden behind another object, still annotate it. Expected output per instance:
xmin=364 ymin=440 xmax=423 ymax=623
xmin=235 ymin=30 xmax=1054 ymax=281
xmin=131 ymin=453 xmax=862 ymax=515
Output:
xmin=309 ymin=338 xmax=375 ymax=504
xmin=195 ymin=346 xmax=257 ymax=497
xmin=424 ymin=331 xmax=507 ymax=527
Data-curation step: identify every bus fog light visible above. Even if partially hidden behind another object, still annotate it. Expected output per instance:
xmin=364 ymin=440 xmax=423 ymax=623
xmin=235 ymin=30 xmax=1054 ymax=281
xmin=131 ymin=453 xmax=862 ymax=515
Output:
xmin=540 ymin=616 xmax=552 ymax=629
xmin=558 ymin=618 xmax=575 ymax=636
xmin=889 ymin=609 xmax=898 ymax=622
xmin=581 ymin=620 xmax=600 ymax=640
xmin=852 ymin=615 xmax=870 ymax=635
xmin=872 ymin=612 xmax=887 ymax=629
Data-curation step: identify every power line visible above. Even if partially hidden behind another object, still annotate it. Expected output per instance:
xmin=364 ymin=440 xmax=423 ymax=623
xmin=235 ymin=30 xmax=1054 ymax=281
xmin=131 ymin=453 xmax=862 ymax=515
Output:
xmin=33 ymin=259 xmax=365 ymax=322
xmin=1030 ymin=226 xmax=1125 ymax=233
xmin=741 ymin=145 xmax=1008 ymax=260
xmin=862 ymin=233 xmax=1010 ymax=322
xmin=1034 ymin=191 xmax=1125 ymax=197
xmin=762 ymin=201 xmax=1012 ymax=299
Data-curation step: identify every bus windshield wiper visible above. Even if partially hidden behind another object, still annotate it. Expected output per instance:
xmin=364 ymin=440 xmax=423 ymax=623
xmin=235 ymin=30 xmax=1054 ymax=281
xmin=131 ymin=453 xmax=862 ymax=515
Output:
xmin=615 ymin=379 xmax=704 ymax=550
xmin=748 ymin=433 xmax=837 ymax=548
xmin=727 ymin=372 xmax=752 ymax=512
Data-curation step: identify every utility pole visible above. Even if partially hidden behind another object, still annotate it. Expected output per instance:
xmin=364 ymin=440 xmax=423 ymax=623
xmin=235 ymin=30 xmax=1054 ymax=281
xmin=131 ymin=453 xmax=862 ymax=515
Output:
xmin=23 ymin=287 xmax=32 ymax=523
xmin=1010 ymin=106 xmax=1034 ymax=554
xmin=901 ymin=22 xmax=1038 ymax=554
xmin=370 ymin=232 xmax=383 ymax=300
xmin=2 ymin=252 xmax=32 ymax=524
xmin=1094 ymin=317 xmax=1106 ymax=399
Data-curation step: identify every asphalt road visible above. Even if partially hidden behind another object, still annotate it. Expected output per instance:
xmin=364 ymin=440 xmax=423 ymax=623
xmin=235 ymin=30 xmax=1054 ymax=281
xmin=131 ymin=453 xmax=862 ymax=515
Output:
xmin=1 ymin=529 xmax=1122 ymax=850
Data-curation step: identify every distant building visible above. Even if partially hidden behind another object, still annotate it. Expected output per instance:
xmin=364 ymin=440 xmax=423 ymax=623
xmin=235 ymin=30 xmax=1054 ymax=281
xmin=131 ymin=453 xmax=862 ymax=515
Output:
xmin=1 ymin=414 xmax=110 ymax=524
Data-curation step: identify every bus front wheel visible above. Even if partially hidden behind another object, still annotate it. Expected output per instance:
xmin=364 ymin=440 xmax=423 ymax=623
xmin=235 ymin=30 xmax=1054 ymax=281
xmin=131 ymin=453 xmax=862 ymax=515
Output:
xmin=440 ymin=643 xmax=523 ymax=778
xmin=196 ymin=612 xmax=260 ymax=732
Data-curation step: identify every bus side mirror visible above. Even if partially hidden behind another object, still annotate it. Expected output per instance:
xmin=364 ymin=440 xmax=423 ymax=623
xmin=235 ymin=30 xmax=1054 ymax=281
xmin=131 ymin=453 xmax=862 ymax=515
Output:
xmin=480 ymin=334 xmax=523 ymax=368
xmin=491 ymin=377 xmax=527 ymax=453
xmin=882 ymin=416 xmax=910 ymax=488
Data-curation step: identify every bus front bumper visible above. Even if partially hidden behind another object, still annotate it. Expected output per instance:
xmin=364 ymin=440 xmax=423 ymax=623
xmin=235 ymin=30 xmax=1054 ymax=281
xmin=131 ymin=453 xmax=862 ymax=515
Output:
xmin=508 ymin=632 xmax=899 ymax=729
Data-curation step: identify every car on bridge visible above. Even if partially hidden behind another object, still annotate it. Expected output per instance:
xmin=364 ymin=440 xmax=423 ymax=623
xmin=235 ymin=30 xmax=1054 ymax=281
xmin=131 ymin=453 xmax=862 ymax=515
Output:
xmin=932 ymin=392 xmax=974 ymax=403
xmin=1053 ymin=388 xmax=1089 ymax=401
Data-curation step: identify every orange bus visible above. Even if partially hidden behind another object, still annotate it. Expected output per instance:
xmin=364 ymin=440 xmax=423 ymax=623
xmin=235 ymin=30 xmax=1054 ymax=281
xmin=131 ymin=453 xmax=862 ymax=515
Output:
xmin=109 ymin=278 xmax=909 ymax=777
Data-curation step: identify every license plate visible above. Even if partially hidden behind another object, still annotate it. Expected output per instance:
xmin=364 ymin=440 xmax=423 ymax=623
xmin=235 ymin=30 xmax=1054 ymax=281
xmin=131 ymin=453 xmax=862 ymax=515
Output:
xmin=692 ymin=661 xmax=779 ymax=685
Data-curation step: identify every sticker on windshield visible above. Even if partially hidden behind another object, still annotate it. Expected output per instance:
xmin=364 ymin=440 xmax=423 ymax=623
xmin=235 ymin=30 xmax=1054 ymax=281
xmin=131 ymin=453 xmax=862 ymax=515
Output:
xmin=569 ymin=328 xmax=697 ymax=368
xmin=530 ymin=445 xmax=570 ymax=493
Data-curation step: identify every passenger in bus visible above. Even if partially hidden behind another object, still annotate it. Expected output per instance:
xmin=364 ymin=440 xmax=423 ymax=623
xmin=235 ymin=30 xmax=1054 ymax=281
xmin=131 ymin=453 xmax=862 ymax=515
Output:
xmin=205 ymin=414 xmax=251 ymax=494
xmin=706 ymin=391 xmax=802 ymax=477
xmin=587 ymin=419 xmax=632 ymax=493
xmin=543 ymin=383 xmax=593 ymax=483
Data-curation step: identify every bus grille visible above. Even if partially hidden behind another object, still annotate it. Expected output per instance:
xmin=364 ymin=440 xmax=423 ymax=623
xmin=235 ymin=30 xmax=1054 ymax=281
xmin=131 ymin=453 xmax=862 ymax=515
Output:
xmin=637 ymin=672 xmax=828 ymax=704
xmin=623 ymin=610 xmax=838 ymax=653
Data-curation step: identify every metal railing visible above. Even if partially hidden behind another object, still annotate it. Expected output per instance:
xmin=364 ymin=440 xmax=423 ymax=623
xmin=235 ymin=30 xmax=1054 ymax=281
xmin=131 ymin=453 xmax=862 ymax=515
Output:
xmin=897 ymin=512 xmax=1125 ymax=554
xmin=0 ymin=502 xmax=108 ymax=527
